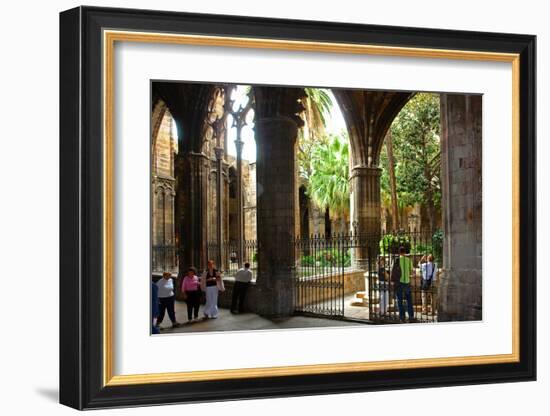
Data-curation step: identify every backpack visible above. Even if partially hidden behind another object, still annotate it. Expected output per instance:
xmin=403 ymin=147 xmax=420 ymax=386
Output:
xmin=391 ymin=257 xmax=401 ymax=283
xmin=421 ymin=263 xmax=435 ymax=290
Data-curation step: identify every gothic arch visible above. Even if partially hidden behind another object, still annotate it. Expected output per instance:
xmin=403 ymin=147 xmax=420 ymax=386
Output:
xmin=153 ymin=82 xmax=218 ymax=153
xmin=151 ymin=98 xmax=168 ymax=152
xmin=331 ymin=89 xmax=413 ymax=168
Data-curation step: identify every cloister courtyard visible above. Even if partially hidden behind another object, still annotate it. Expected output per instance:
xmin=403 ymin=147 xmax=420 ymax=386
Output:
xmin=151 ymin=81 xmax=482 ymax=331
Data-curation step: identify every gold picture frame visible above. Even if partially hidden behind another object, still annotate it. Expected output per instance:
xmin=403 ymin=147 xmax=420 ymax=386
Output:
xmin=103 ymin=30 xmax=520 ymax=387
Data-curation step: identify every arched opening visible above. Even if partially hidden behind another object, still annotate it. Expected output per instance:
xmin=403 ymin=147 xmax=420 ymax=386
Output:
xmin=298 ymin=88 xmax=351 ymax=238
xmin=379 ymin=93 xmax=442 ymax=235
xmin=294 ymin=89 xmax=447 ymax=323
xmin=151 ymin=102 xmax=178 ymax=275
xmin=225 ymin=85 xmax=257 ymax=242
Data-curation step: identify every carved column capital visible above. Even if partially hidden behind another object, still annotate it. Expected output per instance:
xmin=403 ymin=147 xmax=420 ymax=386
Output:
xmin=350 ymin=165 xmax=382 ymax=179
xmin=253 ymin=86 xmax=306 ymax=128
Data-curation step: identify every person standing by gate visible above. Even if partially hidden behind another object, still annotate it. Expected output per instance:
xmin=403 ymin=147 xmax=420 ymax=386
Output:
xmin=378 ymin=257 xmax=389 ymax=316
xmin=201 ymin=260 xmax=224 ymax=319
xmin=419 ymin=254 xmax=437 ymax=314
xmin=231 ymin=262 xmax=253 ymax=314
xmin=393 ymin=246 xmax=415 ymax=323
xmin=156 ymin=272 xmax=180 ymax=328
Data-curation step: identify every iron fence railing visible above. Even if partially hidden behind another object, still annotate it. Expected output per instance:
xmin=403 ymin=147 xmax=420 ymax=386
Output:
xmin=206 ymin=239 xmax=258 ymax=279
xmin=371 ymin=229 xmax=441 ymax=323
xmin=293 ymin=229 xmax=442 ymax=323
xmin=153 ymin=229 xmax=442 ymax=324
xmin=293 ymin=233 xmax=349 ymax=317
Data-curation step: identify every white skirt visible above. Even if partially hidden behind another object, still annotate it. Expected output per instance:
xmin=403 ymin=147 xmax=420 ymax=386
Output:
xmin=203 ymin=286 xmax=219 ymax=318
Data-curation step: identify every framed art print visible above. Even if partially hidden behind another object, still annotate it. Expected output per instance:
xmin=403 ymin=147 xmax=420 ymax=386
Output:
xmin=59 ymin=6 xmax=536 ymax=410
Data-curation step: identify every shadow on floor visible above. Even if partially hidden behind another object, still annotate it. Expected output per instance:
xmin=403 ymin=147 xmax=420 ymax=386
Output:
xmin=158 ymin=303 xmax=362 ymax=334
xmin=35 ymin=387 xmax=58 ymax=402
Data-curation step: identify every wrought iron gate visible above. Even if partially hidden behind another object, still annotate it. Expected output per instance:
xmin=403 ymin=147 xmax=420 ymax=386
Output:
xmin=366 ymin=230 xmax=440 ymax=324
xmin=293 ymin=234 xmax=347 ymax=318
xmin=294 ymin=230 xmax=440 ymax=324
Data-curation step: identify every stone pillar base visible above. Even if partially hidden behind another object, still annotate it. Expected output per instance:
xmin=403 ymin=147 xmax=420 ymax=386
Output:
xmin=350 ymin=166 xmax=381 ymax=270
xmin=255 ymin=273 xmax=296 ymax=318
xmin=437 ymin=268 xmax=482 ymax=321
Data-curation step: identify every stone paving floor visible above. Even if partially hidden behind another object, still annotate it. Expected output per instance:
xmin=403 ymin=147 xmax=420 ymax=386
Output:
xmin=156 ymin=293 xmax=437 ymax=334
xmin=343 ymin=294 xmax=438 ymax=323
xmin=157 ymin=300 xmax=363 ymax=334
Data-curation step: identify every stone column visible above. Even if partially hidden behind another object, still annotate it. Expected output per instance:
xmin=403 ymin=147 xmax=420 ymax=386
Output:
xmin=163 ymin=184 xmax=176 ymax=271
xmin=438 ymin=94 xmax=482 ymax=321
xmin=223 ymin=163 xmax=230 ymax=270
xmin=152 ymin=180 xmax=164 ymax=272
xmin=350 ymin=166 xmax=382 ymax=268
xmin=234 ymin=137 xmax=244 ymax=266
xmin=176 ymin=151 xmax=209 ymax=274
xmin=214 ymin=146 xmax=224 ymax=268
xmin=255 ymin=116 xmax=298 ymax=317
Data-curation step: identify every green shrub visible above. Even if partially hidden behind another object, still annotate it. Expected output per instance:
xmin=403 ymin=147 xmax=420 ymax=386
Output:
xmin=301 ymin=249 xmax=351 ymax=267
xmin=379 ymin=234 xmax=411 ymax=254
xmin=412 ymin=242 xmax=433 ymax=255
xmin=300 ymin=255 xmax=315 ymax=266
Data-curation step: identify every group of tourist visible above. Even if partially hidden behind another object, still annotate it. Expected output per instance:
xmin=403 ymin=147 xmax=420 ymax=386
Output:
xmin=151 ymin=260 xmax=253 ymax=333
xmin=149 ymin=249 xmax=437 ymax=330
xmin=377 ymin=247 xmax=438 ymax=323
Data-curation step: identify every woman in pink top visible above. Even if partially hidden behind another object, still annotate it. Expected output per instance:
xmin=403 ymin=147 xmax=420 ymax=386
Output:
xmin=182 ymin=267 xmax=201 ymax=322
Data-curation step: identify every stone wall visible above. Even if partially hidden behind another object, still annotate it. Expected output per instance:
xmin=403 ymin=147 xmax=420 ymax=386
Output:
xmin=217 ymin=270 xmax=364 ymax=312
xmin=226 ymin=156 xmax=257 ymax=242
xmin=217 ymin=278 xmax=258 ymax=311
xmin=344 ymin=270 xmax=367 ymax=294
xmin=153 ymin=111 xmax=176 ymax=178
xmin=295 ymin=270 xmax=366 ymax=305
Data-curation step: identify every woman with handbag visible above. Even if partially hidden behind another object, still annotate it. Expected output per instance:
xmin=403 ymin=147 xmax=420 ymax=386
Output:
xmin=201 ymin=260 xmax=225 ymax=319
xmin=181 ymin=267 xmax=201 ymax=322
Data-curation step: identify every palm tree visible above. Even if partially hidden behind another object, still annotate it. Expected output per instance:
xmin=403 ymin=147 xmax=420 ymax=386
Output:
xmin=308 ymin=134 xmax=350 ymax=233
xmin=302 ymin=88 xmax=333 ymax=138
xmin=298 ymin=88 xmax=334 ymax=180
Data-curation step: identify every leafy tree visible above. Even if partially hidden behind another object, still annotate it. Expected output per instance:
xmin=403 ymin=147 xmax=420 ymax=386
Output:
xmin=384 ymin=129 xmax=399 ymax=230
xmin=380 ymin=93 xmax=441 ymax=231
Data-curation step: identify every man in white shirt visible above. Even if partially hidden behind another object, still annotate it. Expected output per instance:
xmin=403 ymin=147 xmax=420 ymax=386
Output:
xmin=231 ymin=262 xmax=253 ymax=314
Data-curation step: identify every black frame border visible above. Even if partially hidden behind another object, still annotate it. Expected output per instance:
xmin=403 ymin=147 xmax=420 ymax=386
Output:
xmin=60 ymin=5 xmax=536 ymax=410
